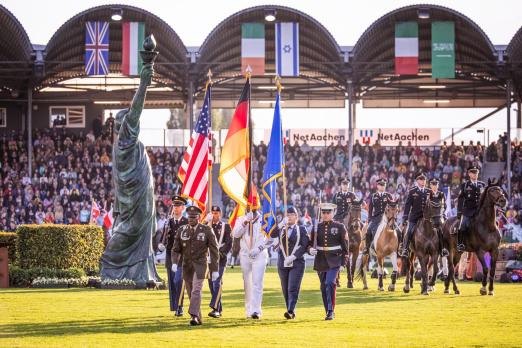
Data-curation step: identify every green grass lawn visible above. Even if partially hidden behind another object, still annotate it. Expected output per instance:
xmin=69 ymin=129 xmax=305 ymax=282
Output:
xmin=1 ymin=267 xmax=521 ymax=347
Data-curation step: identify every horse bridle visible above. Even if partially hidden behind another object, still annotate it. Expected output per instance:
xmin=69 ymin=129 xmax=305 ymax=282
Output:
xmin=425 ymin=199 xmax=443 ymax=228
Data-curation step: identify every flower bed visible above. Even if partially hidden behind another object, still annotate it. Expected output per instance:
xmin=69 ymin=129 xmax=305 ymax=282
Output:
xmin=31 ymin=277 xmax=89 ymax=288
xmin=100 ymin=278 xmax=136 ymax=290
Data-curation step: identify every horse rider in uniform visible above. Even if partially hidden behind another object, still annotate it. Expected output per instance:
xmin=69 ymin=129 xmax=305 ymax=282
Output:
xmin=171 ymin=205 xmax=219 ymax=326
xmin=333 ymin=178 xmax=357 ymax=222
xmin=233 ymin=207 xmax=272 ymax=319
xmin=399 ymin=173 xmax=429 ymax=257
xmin=272 ymin=207 xmax=309 ymax=320
xmin=362 ymin=179 xmax=394 ymax=255
xmin=203 ymin=205 xmax=232 ymax=318
xmin=456 ymin=166 xmax=486 ymax=253
xmin=308 ymin=203 xmax=349 ymax=320
xmin=159 ymin=195 xmax=188 ymax=316
xmin=427 ymin=178 xmax=449 ymax=257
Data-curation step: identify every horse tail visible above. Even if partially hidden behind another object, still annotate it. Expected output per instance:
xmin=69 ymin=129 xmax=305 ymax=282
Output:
xmin=355 ymin=253 xmax=368 ymax=281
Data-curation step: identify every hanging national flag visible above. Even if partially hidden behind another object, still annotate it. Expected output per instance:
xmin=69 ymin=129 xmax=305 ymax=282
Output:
xmin=218 ymin=78 xmax=260 ymax=209
xmin=275 ymin=22 xmax=299 ymax=77
xmin=178 ymin=85 xmax=212 ymax=211
xmin=90 ymin=200 xmax=101 ymax=224
xmin=85 ymin=21 xmax=110 ymax=76
xmin=228 ymin=204 xmax=244 ymax=229
xmin=261 ymin=91 xmax=285 ymax=236
xmin=395 ymin=22 xmax=418 ymax=75
xmin=241 ymin=23 xmax=265 ymax=75
xmin=432 ymin=21 xmax=455 ymax=78
xmin=122 ymin=22 xmax=145 ymax=76
xmin=103 ymin=208 xmax=114 ymax=229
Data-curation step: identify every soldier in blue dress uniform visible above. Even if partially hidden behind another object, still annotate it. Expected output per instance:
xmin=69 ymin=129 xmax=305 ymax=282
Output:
xmin=456 ymin=166 xmax=486 ymax=252
xmin=204 ymin=205 xmax=232 ymax=318
xmin=308 ymin=203 xmax=349 ymax=320
xmin=159 ymin=195 xmax=188 ymax=316
xmin=427 ymin=178 xmax=449 ymax=256
xmin=362 ymin=179 xmax=394 ymax=255
xmin=272 ymin=207 xmax=309 ymax=319
xmin=399 ymin=173 xmax=430 ymax=257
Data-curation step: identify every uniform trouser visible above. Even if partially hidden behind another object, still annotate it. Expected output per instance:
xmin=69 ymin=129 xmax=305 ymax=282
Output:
xmin=277 ymin=261 xmax=305 ymax=313
xmin=185 ymin=271 xmax=205 ymax=320
xmin=318 ymin=267 xmax=340 ymax=313
xmin=166 ymin=263 xmax=184 ymax=312
xmin=208 ymin=263 xmax=226 ymax=312
xmin=458 ymin=215 xmax=472 ymax=245
xmin=403 ymin=219 xmax=420 ymax=249
xmin=240 ymin=251 xmax=268 ymax=317
xmin=365 ymin=215 xmax=383 ymax=249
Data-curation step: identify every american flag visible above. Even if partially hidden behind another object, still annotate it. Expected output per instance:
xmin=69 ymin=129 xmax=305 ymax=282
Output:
xmin=85 ymin=21 xmax=109 ymax=76
xmin=178 ymin=86 xmax=212 ymax=210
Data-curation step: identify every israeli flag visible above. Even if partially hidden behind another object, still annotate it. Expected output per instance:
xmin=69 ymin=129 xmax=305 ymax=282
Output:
xmin=275 ymin=23 xmax=299 ymax=77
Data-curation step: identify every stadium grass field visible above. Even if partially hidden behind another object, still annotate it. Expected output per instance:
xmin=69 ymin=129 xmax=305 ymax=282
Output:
xmin=1 ymin=267 xmax=521 ymax=347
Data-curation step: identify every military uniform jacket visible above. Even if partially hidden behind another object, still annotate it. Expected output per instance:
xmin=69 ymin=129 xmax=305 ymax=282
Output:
xmin=210 ymin=220 xmax=232 ymax=266
xmin=309 ymin=221 xmax=349 ymax=272
xmin=171 ymin=223 xmax=219 ymax=280
xmin=333 ymin=191 xmax=358 ymax=221
xmin=428 ymin=190 xmax=447 ymax=213
xmin=272 ymin=224 xmax=309 ymax=269
xmin=368 ymin=192 xmax=393 ymax=218
xmin=162 ymin=216 xmax=188 ymax=267
xmin=403 ymin=187 xmax=429 ymax=222
xmin=457 ymin=180 xmax=486 ymax=217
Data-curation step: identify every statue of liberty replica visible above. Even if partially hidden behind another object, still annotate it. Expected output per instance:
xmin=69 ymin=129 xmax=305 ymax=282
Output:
xmin=100 ymin=35 xmax=160 ymax=287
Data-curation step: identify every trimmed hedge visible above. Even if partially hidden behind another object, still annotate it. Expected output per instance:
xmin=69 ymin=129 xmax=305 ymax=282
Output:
xmin=0 ymin=232 xmax=17 ymax=263
xmin=9 ymin=266 xmax=86 ymax=287
xmin=16 ymin=224 xmax=104 ymax=273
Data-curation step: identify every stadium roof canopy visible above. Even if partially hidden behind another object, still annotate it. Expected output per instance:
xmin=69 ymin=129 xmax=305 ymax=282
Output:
xmin=351 ymin=4 xmax=508 ymax=108
xmin=0 ymin=5 xmax=33 ymax=96
xmin=507 ymin=26 xmax=522 ymax=101
xmin=38 ymin=5 xmax=188 ymax=108
xmin=194 ymin=5 xmax=346 ymax=108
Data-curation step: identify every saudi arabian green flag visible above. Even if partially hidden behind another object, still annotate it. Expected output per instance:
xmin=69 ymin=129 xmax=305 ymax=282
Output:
xmin=432 ymin=21 xmax=455 ymax=78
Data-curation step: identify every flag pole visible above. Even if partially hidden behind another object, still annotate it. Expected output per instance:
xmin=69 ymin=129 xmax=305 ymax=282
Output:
xmin=206 ymin=69 xmax=213 ymax=215
xmin=276 ymin=76 xmax=289 ymax=257
xmin=245 ymin=66 xmax=254 ymax=248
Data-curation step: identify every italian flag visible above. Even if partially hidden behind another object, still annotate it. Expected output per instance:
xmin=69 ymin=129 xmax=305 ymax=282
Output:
xmin=122 ymin=22 xmax=145 ymax=76
xmin=395 ymin=22 xmax=418 ymax=75
xmin=241 ymin=23 xmax=265 ymax=75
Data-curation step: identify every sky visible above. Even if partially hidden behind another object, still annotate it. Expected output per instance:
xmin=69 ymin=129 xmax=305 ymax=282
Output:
xmin=3 ymin=0 xmax=522 ymax=135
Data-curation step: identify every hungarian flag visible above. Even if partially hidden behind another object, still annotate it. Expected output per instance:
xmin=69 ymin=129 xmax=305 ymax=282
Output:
xmin=122 ymin=22 xmax=145 ymax=76
xmin=218 ymin=78 xmax=260 ymax=210
xmin=241 ymin=23 xmax=265 ymax=75
xmin=90 ymin=200 xmax=100 ymax=224
xmin=395 ymin=22 xmax=418 ymax=75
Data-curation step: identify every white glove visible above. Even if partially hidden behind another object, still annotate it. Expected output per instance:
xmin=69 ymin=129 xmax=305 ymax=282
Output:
xmin=211 ymin=271 xmax=219 ymax=282
xmin=284 ymin=255 xmax=297 ymax=267
xmin=246 ymin=212 xmax=254 ymax=221
xmin=158 ymin=243 xmax=165 ymax=252
xmin=249 ymin=247 xmax=261 ymax=259
xmin=309 ymin=247 xmax=318 ymax=256
xmin=205 ymin=213 xmax=212 ymax=223
xmin=171 ymin=264 xmax=178 ymax=273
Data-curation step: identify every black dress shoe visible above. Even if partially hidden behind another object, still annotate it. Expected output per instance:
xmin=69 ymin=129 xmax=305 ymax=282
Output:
xmin=189 ymin=316 xmax=201 ymax=326
xmin=441 ymin=248 xmax=450 ymax=257
xmin=325 ymin=311 xmax=334 ymax=321
xmin=208 ymin=310 xmax=221 ymax=318
xmin=175 ymin=309 xmax=184 ymax=317
xmin=284 ymin=311 xmax=292 ymax=319
xmin=251 ymin=312 xmax=260 ymax=319
xmin=457 ymin=244 xmax=465 ymax=253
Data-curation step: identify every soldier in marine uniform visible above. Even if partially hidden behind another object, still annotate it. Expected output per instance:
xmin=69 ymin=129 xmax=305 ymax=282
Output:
xmin=308 ymin=203 xmax=349 ymax=320
xmin=456 ymin=166 xmax=486 ymax=252
xmin=171 ymin=205 xmax=219 ymax=326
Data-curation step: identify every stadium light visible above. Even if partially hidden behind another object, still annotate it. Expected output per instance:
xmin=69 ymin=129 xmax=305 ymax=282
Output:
xmin=423 ymin=99 xmax=450 ymax=103
xmin=418 ymin=85 xmax=447 ymax=89
xmin=265 ymin=9 xmax=277 ymax=22
xmin=111 ymin=8 xmax=123 ymax=21
xmin=94 ymin=101 xmax=125 ymax=105
xmin=258 ymin=86 xmax=283 ymax=90
xmin=417 ymin=8 xmax=430 ymax=19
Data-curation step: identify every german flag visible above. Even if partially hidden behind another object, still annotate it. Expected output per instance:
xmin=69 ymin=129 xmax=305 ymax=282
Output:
xmin=218 ymin=78 xmax=260 ymax=210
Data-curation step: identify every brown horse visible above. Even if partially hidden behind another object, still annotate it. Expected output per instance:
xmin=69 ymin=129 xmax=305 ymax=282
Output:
xmin=442 ymin=180 xmax=507 ymax=295
xmin=403 ymin=195 xmax=444 ymax=295
xmin=343 ymin=199 xmax=363 ymax=288
xmin=357 ymin=201 xmax=400 ymax=291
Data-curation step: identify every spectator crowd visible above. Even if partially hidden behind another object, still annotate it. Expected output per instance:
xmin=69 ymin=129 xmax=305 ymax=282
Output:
xmin=1 ymin=128 xmax=521 ymax=234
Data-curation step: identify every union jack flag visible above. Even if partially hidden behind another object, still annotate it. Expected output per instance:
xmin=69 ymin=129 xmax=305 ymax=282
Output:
xmin=85 ymin=21 xmax=109 ymax=76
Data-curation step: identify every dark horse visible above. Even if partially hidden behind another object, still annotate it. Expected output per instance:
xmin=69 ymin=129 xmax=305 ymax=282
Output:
xmin=344 ymin=199 xmax=363 ymax=288
xmin=403 ymin=194 xmax=445 ymax=295
xmin=442 ymin=179 xmax=507 ymax=295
